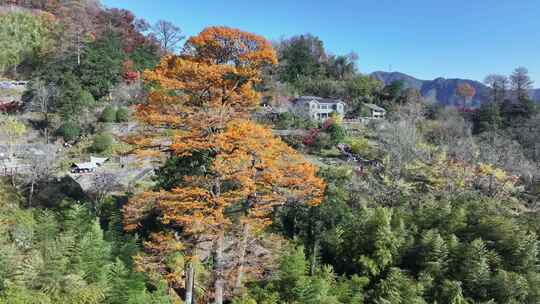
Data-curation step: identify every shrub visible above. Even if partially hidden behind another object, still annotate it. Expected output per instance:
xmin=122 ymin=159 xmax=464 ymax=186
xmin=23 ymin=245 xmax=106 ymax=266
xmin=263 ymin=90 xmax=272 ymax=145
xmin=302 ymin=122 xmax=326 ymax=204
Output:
xmin=300 ymin=118 xmax=318 ymax=129
xmin=323 ymin=118 xmax=346 ymax=145
xmin=115 ymin=107 xmax=130 ymax=122
xmin=275 ymin=112 xmax=317 ymax=130
xmin=91 ymin=133 xmax=113 ymax=153
xmin=275 ymin=112 xmax=294 ymax=129
xmin=303 ymin=128 xmax=320 ymax=146
xmin=329 ymin=111 xmax=343 ymax=124
xmin=56 ymin=121 xmax=81 ymax=142
xmin=282 ymin=135 xmax=304 ymax=149
xmin=100 ymin=106 xmax=117 ymax=122
xmin=301 ymin=118 xmax=346 ymax=151
xmin=348 ymin=137 xmax=373 ymax=158
xmin=327 ymin=123 xmax=346 ymax=145
xmin=360 ymin=104 xmax=371 ymax=117
xmin=314 ymin=132 xmax=333 ymax=150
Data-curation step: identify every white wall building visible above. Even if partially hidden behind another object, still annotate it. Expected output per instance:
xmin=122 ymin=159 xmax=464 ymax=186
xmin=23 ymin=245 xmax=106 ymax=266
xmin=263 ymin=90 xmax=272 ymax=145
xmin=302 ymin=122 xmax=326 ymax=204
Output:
xmin=292 ymin=96 xmax=345 ymax=120
xmin=362 ymin=103 xmax=386 ymax=119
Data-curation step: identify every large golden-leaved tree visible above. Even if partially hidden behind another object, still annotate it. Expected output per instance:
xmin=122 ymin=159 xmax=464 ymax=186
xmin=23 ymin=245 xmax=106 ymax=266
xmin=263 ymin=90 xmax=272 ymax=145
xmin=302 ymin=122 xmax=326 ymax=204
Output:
xmin=123 ymin=27 xmax=325 ymax=304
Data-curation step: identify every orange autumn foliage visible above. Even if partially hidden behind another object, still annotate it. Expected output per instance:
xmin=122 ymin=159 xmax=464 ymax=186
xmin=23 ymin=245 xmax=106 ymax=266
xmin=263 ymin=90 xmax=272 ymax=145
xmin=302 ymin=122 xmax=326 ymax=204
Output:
xmin=124 ymin=118 xmax=325 ymax=236
xmin=122 ymin=27 xmax=324 ymax=300
xmin=131 ymin=26 xmax=278 ymax=156
xmin=456 ymin=83 xmax=476 ymax=100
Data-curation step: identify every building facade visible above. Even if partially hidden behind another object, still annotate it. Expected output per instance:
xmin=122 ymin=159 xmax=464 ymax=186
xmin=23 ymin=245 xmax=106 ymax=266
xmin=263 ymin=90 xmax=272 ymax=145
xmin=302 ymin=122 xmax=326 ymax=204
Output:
xmin=292 ymin=96 xmax=345 ymax=120
xmin=362 ymin=103 xmax=386 ymax=119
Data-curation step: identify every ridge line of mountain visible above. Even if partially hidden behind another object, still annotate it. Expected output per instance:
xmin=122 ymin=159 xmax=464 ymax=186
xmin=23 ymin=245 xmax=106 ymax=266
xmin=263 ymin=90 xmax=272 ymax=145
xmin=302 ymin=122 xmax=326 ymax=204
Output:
xmin=370 ymin=71 xmax=540 ymax=105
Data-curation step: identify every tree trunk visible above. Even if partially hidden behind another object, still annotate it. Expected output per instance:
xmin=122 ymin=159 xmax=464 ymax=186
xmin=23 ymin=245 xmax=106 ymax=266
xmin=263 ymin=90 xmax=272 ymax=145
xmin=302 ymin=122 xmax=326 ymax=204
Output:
xmin=214 ymin=230 xmax=225 ymax=304
xmin=310 ymin=238 xmax=319 ymax=276
xmin=308 ymin=207 xmax=318 ymax=276
xmin=234 ymin=223 xmax=249 ymax=294
xmin=185 ymin=260 xmax=195 ymax=304
xmin=10 ymin=168 xmax=16 ymax=188
xmin=77 ymin=32 xmax=81 ymax=66
xmin=44 ymin=112 xmax=49 ymax=144
xmin=185 ymin=245 xmax=197 ymax=304
xmin=489 ymin=175 xmax=494 ymax=196
xmin=28 ymin=181 xmax=34 ymax=208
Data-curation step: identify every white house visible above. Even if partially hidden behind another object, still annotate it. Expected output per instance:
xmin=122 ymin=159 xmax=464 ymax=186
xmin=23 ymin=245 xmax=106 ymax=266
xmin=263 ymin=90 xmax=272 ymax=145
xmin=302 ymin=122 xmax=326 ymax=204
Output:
xmin=71 ymin=162 xmax=98 ymax=173
xmin=292 ymin=96 xmax=345 ymax=120
xmin=90 ymin=156 xmax=108 ymax=166
xmin=362 ymin=103 xmax=386 ymax=119
xmin=71 ymin=156 xmax=109 ymax=173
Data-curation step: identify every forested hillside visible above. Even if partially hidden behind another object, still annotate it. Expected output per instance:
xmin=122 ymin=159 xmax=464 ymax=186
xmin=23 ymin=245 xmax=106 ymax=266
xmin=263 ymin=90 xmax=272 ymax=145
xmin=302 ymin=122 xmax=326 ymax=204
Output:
xmin=372 ymin=71 xmax=540 ymax=106
xmin=0 ymin=1 xmax=539 ymax=304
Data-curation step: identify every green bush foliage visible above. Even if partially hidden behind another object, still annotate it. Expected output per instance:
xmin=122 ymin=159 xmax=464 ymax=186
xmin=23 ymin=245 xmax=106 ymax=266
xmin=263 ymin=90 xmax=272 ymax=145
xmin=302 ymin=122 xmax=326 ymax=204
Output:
xmin=0 ymin=180 xmax=170 ymax=303
xmin=58 ymin=76 xmax=96 ymax=120
xmin=270 ymin=165 xmax=540 ymax=304
xmin=131 ymin=44 xmax=161 ymax=72
xmin=347 ymin=136 xmax=376 ymax=158
xmin=91 ymin=133 xmax=113 ymax=153
xmin=281 ymin=135 xmax=304 ymax=149
xmin=78 ymin=30 xmax=126 ymax=100
xmin=116 ymin=107 xmax=130 ymax=122
xmin=326 ymin=121 xmax=346 ymax=145
xmin=56 ymin=121 xmax=81 ymax=142
xmin=0 ymin=11 xmax=52 ymax=74
xmin=314 ymin=131 xmax=333 ymax=150
xmin=274 ymin=112 xmax=316 ymax=130
xmin=100 ymin=106 xmax=117 ymax=122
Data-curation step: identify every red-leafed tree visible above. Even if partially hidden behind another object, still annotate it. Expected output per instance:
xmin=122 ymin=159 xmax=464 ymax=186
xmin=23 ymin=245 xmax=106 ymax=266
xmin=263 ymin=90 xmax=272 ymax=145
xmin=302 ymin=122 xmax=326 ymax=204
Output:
xmin=121 ymin=59 xmax=139 ymax=83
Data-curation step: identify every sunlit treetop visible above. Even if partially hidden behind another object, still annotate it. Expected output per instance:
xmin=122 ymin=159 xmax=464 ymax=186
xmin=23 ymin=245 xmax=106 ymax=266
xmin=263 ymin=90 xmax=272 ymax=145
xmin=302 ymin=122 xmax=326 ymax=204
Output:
xmin=183 ymin=26 xmax=277 ymax=67
xmin=135 ymin=26 xmax=279 ymax=157
xmin=142 ymin=26 xmax=278 ymax=117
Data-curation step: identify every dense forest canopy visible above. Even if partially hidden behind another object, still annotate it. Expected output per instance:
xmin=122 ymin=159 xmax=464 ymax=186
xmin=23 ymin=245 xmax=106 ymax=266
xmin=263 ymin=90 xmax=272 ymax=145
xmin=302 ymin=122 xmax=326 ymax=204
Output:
xmin=0 ymin=1 xmax=539 ymax=304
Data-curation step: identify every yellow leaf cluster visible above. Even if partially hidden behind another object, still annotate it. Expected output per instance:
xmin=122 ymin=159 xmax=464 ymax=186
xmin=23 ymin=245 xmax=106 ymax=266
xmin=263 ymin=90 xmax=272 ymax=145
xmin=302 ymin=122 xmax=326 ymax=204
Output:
xmin=402 ymin=152 xmax=520 ymax=198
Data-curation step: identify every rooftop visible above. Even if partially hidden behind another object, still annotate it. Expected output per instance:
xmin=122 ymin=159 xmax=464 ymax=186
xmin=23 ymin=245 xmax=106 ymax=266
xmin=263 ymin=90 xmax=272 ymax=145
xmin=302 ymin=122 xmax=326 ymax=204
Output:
xmin=364 ymin=103 xmax=386 ymax=112
xmin=90 ymin=156 xmax=109 ymax=165
xmin=294 ymin=96 xmax=345 ymax=104
xmin=72 ymin=162 xmax=97 ymax=170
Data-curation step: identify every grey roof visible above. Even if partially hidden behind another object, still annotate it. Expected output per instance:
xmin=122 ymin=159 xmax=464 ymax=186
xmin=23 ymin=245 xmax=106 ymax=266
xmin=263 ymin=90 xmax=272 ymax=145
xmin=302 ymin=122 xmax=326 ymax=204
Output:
xmin=72 ymin=162 xmax=98 ymax=170
xmin=364 ymin=103 xmax=386 ymax=112
xmin=295 ymin=96 xmax=344 ymax=105
xmin=72 ymin=156 xmax=109 ymax=170
xmin=90 ymin=156 xmax=108 ymax=165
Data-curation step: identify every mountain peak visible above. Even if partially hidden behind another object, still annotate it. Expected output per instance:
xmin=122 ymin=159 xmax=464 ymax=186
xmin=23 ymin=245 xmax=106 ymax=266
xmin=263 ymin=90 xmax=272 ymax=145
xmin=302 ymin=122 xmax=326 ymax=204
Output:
xmin=370 ymin=71 xmax=540 ymax=105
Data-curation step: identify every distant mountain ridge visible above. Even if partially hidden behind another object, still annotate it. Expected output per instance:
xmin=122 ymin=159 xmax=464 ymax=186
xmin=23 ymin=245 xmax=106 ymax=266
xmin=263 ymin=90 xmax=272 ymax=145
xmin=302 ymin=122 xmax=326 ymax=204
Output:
xmin=370 ymin=71 xmax=540 ymax=106
xmin=532 ymin=88 xmax=540 ymax=101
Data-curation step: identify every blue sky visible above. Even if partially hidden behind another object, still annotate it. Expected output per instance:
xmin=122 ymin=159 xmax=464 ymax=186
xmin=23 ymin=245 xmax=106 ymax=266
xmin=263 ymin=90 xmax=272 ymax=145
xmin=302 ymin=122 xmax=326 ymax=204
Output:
xmin=102 ymin=0 xmax=540 ymax=85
